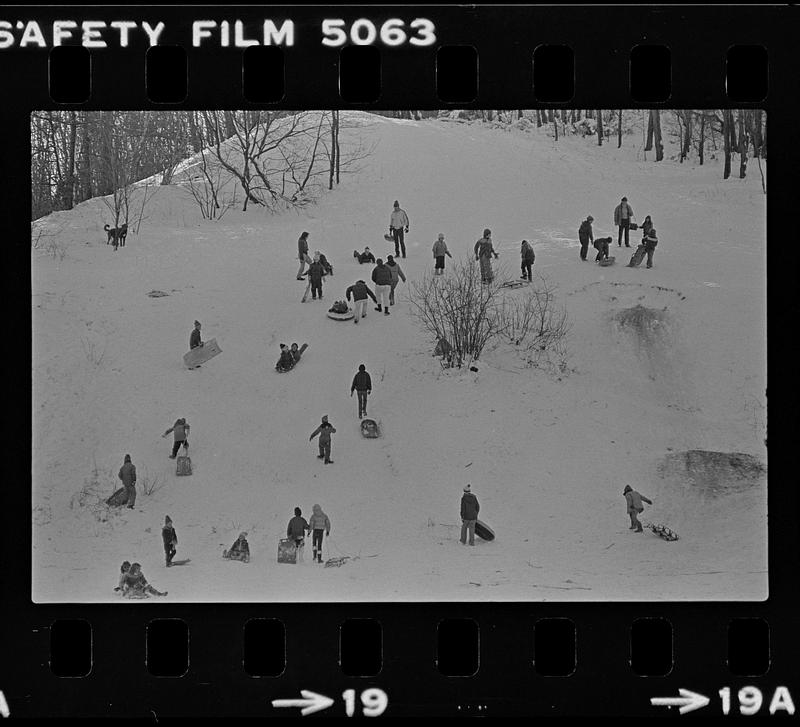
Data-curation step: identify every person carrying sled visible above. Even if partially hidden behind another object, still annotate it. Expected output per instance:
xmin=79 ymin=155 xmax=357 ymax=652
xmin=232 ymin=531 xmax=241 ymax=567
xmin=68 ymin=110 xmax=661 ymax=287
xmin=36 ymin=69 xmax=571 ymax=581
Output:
xmin=118 ymin=454 xmax=137 ymax=509
xmin=297 ymin=231 xmax=312 ymax=279
xmin=614 ymin=196 xmax=636 ymax=248
xmin=520 ymin=239 xmax=535 ymax=280
xmin=189 ymin=320 xmax=203 ymax=350
xmin=309 ymin=415 xmax=337 ymax=464
xmin=389 ymin=200 xmax=410 ymax=258
xmin=460 ymin=484 xmax=480 ymax=546
xmin=276 ymin=344 xmax=296 ymax=372
xmin=287 ymin=507 xmax=310 ymax=563
xmin=623 ymin=485 xmax=653 ymax=532
xmin=578 ymin=216 xmax=594 ymax=261
xmin=371 ymin=258 xmax=393 ymax=314
xmin=385 ymin=254 xmax=406 ymax=306
xmin=474 ymin=229 xmax=499 ymax=283
xmin=353 ymin=247 xmax=375 ymax=265
xmin=346 ymin=279 xmax=378 ymax=324
xmin=223 ymin=532 xmax=251 ymax=562
xmin=350 ymin=364 xmax=372 ymax=419
xmin=643 ymin=225 xmax=658 ymax=269
xmin=308 ymin=503 xmax=331 ymax=564
xmin=432 ymin=233 xmax=452 ymax=275
xmin=122 ymin=563 xmax=167 ymax=597
xmin=162 ymin=515 xmax=178 ymax=567
xmin=163 ymin=418 xmax=190 ymax=458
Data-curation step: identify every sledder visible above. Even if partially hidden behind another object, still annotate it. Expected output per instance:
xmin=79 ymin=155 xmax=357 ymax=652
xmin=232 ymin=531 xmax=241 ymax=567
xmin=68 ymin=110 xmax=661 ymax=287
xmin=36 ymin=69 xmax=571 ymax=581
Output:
xmin=275 ymin=342 xmax=308 ymax=372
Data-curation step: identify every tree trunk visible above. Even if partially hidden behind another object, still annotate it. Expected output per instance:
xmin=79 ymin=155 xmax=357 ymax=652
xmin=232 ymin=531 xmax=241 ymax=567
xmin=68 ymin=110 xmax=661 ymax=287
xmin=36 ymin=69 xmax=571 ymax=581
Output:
xmin=596 ymin=110 xmax=603 ymax=146
xmin=681 ymin=110 xmax=692 ymax=163
xmin=536 ymin=110 xmax=542 ymax=128
xmin=617 ymin=109 xmax=623 ymax=148
xmin=547 ymin=109 xmax=554 ymax=123
xmin=738 ymin=110 xmax=748 ymax=179
xmin=644 ymin=110 xmax=654 ymax=152
xmin=723 ymin=109 xmax=732 ymax=179
xmin=698 ymin=113 xmax=705 ymax=165
xmin=652 ymin=109 xmax=664 ymax=161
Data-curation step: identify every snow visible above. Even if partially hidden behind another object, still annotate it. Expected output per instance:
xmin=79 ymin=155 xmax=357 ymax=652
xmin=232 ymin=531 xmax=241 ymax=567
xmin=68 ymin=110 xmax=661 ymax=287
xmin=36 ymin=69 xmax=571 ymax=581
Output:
xmin=32 ymin=112 xmax=767 ymax=602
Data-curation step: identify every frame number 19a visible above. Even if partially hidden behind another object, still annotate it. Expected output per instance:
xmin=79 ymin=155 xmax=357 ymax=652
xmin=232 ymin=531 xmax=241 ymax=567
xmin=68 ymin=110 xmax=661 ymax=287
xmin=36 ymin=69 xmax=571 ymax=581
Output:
xmin=342 ymin=688 xmax=388 ymax=717
xmin=720 ymin=687 xmax=795 ymax=716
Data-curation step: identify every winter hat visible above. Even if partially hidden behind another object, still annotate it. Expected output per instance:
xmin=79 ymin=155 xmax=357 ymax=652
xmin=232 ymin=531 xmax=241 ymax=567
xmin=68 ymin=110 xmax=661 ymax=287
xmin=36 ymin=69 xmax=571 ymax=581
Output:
xmin=322 ymin=415 xmax=328 ymax=422
xmin=121 ymin=560 xmax=131 ymax=572
xmin=365 ymin=247 xmax=370 ymax=251
xmin=463 ymin=484 xmax=471 ymax=493
xmin=294 ymin=507 xmax=301 ymax=516
xmin=387 ymin=255 xmax=394 ymax=262
xmin=194 ymin=320 xmax=201 ymax=326
xmin=359 ymin=364 xmax=366 ymax=371
xmin=165 ymin=515 xmax=172 ymax=524
xmin=124 ymin=454 xmax=131 ymax=462
xmin=280 ymin=343 xmax=287 ymax=350
xmin=376 ymin=258 xmax=383 ymax=265
xmin=438 ymin=233 xmax=445 ymax=240
xmin=587 ymin=215 xmax=594 ymax=222
xmin=483 ymin=228 xmax=491 ymax=237
xmin=621 ymin=196 xmax=627 ymax=202
xmin=239 ymin=532 xmax=247 ymax=539
xmin=393 ymin=200 xmax=399 ymax=207
xmin=623 ymin=485 xmax=632 ymax=494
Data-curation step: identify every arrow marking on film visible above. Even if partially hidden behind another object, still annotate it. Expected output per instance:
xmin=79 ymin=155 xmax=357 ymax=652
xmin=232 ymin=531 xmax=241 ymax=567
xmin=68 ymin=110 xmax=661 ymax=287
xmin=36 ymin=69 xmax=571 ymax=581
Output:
xmin=272 ymin=690 xmax=334 ymax=717
xmin=651 ymin=688 xmax=710 ymax=715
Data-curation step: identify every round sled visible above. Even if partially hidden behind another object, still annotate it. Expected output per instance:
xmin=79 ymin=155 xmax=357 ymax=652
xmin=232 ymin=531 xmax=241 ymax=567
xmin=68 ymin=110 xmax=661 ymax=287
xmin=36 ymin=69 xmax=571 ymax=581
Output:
xmin=598 ymin=256 xmax=616 ymax=267
xmin=327 ymin=309 xmax=355 ymax=321
xmin=475 ymin=519 xmax=495 ymax=542
xmin=360 ymin=418 xmax=381 ymax=438
xmin=383 ymin=233 xmax=394 ymax=242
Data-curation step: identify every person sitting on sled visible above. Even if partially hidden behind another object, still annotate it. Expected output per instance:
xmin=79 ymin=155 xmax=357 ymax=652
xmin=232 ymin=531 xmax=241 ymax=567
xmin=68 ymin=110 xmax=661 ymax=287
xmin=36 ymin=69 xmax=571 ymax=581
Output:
xmin=276 ymin=344 xmax=296 ymax=372
xmin=122 ymin=563 xmax=168 ymax=597
xmin=223 ymin=532 xmax=251 ymax=562
xmin=353 ymin=247 xmax=375 ymax=264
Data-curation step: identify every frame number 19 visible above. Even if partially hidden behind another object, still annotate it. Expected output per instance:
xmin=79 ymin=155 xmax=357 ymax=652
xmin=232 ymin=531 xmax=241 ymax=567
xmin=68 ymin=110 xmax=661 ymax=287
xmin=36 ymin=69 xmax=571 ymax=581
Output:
xmin=342 ymin=688 xmax=388 ymax=717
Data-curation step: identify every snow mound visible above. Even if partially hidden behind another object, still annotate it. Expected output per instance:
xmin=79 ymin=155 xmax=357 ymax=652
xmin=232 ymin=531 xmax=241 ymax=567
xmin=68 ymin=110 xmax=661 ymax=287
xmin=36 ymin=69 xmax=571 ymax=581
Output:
xmin=658 ymin=450 xmax=766 ymax=498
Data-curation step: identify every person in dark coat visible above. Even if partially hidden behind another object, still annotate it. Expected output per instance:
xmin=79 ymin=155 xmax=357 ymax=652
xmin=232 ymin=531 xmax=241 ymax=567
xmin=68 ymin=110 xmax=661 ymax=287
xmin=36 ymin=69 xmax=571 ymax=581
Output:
xmin=287 ymin=507 xmax=310 ymax=562
xmin=318 ymin=252 xmax=334 ymax=276
xmin=460 ymin=484 xmax=480 ymax=546
xmin=297 ymin=231 xmax=312 ymax=279
xmin=578 ymin=216 xmax=594 ymax=261
xmin=223 ymin=532 xmax=251 ymax=562
xmin=371 ymin=258 xmax=393 ymax=314
xmin=594 ymin=236 xmax=612 ymax=262
xmin=613 ymin=197 xmax=635 ymax=247
xmin=520 ymin=239 xmax=535 ymax=280
xmin=385 ymin=255 xmax=406 ymax=305
xmin=162 ymin=515 xmax=178 ymax=566
xmin=118 ymin=454 xmax=137 ymax=509
xmin=346 ymin=279 xmax=378 ymax=324
xmin=474 ymin=229 xmax=499 ymax=283
xmin=643 ymin=227 xmax=658 ymax=269
xmin=309 ymin=415 xmax=337 ymax=464
xmin=114 ymin=561 xmax=132 ymax=592
xmin=623 ymin=485 xmax=653 ymax=532
xmin=641 ymin=215 xmax=653 ymax=239
xmin=163 ymin=418 xmax=190 ymax=458
xmin=353 ymin=247 xmax=375 ymax=264
xmin=303 ymin=254 xmax=326 ymax=301
xmin=189 ymin=320 xmax=203 ymax=350
xmin=350 ymin=364 xmax=372 ymax=419
xmin=276 ymin=344 xmax=296 ymax=372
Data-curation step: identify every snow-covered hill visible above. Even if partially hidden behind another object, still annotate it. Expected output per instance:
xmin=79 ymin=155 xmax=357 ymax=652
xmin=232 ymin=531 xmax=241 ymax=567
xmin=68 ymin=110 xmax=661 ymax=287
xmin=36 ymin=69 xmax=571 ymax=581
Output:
xmin=32 ymin=112 xmax=767 ymax=602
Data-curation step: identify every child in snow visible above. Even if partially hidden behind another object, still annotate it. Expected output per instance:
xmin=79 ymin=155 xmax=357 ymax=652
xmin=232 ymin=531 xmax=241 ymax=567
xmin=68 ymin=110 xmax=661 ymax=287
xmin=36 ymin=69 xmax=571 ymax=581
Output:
xmin=371 ymin=258 xmax=393 ymax=314
xmin=474 ymin=229 xmax=499 ymax=283
xmin=290 ymin=342 xmax=307 ymax=364
xmin=432 ymin=233 xmax=452 ymax=275
xmin=520 ymin=239 xmax=535 ymax=280
xmin=189 ymin=320 xmax=203 ymax=349
xmin=460 ymin=484 xmax=480 ymax=546
xmin=309 ymin=415 xmax=337 ymax=464
xmin=623 ymin=485 xmax=653 ymax=532
xmin=593 ymin=236 xmax=612 ymax=262
xmin=385 ymin=255 xmax=407 ymax=305
xmin=578 ymin=216 xmax=594 ymax=261
xmin=287 ymin=507 xmax=310 ymax=563
xmin=318 ymin=252 xmax=334 ymax=276
xmin=122 ymin=563 xmax=167 ymax=597
xmin=162 ymin=516 xmax=178 ymax=566
xmin=643 ymin=227 xmax=658 ymax=269
xmin=114 ymin=561 xmax=132 ymax=592
xmin=118 ymin=454 xmax=137 ymax=509
xmin=308 ymin=504 xmax=331 ymax=563
xmin=276 ymin=344 xmax=296 ymax=372
xmin=223 ymin=532 xmax=251 ymax=563
xmin=353 ymin=247 xmax=376 ymax=265
xmin=303 ymin=252 xmax=326 ymax=301
xmin=163 ymin=418 xmax=190 ymax=458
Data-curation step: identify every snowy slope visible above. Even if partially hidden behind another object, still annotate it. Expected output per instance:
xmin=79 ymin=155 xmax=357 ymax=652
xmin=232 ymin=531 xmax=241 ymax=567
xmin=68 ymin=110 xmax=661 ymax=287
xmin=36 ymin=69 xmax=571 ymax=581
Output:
xmin=32 ymin=112 xmax=767 ymax=602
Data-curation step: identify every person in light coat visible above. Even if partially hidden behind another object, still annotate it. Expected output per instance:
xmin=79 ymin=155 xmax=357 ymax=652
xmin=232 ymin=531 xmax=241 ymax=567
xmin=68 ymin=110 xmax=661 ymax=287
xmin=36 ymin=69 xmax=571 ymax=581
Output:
xmin=613 ymin=197 xmax=635 ymax=248
xmin=385 ymin=255 xmax=407 ymax=305
xmin=432 ymin=233 xmax=452 ymax=275
xmin=623 ymin=485 xmax=653 ymax=532
xmin=389 ymin=201 xmax=410 ymax=258
xmin=308 ymin=503 xmax=332 ymax=563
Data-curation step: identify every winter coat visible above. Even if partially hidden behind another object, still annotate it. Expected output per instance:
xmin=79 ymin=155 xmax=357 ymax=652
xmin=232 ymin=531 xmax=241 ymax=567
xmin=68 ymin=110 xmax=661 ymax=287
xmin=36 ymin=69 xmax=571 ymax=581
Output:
xmin=643 ymin=232 xmax=658 ymax=252
xmin=309 ymin=505 xmax=331 ymax=533
xmin=298 ymin=235 xmax=309 ymax=258
xmin=189 ymin=329 xmax=202 ymax=349
xmin=521 ymin=242 xmax=536 ymax=265
xmin=318 ymin=253 xmax=333 ymax=274
xmin=614 ymin=202 xmax=635 ymax=226
xmin=390 ymin=208 xmax=409 ymax=230
xmin=310 ymin=421 xmax=336 ymax=445
xmin=641 ymin=219 xmax=653 ymax=237
xmin=166 ymin=420 xmax=189 ymax=442
xmin=461 ymin=492 xmax=480 ymax=520
xmin=305 ymin=261 xmax=325 ymax=285
xmin=277 ymin=350 xmax=295 ymax=370
xmin=371 ymin=263 xmax=393 ymax=287
xmin=386 ymin=260 xmax=406 ymax=285
xmin=346 ymin=281 xmax=377 ymax=303
xmin=625 ymin=489 xmax=652 ymax=513
xmin=287 ymin=516 xmax=309 ymax=539
xmin=229 ymin=537 xmax=250 ymax=559
xmin=118 ymin=462 xmax=137 ymax=488
xmin=578 ymin=220 xmax=594 ymax=241
xmin=474 ymin=238 xmax=496 ymax=259
xmin=162 ymin=524 xmax=177 ymax=547
xmin=351 ymin=370 xmax=372 ymax=392
xmin=432 ymin=239 xmax=451 ymax=257
xmin=357 ymin=251 xmax=375 ymax=264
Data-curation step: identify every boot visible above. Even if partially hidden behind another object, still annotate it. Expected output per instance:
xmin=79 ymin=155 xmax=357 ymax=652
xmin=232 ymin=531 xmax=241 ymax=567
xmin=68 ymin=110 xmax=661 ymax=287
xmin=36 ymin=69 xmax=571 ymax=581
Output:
xmin=312 ymin=548 xmax=317 ymax=562
xmin=317 ymin=553 xmax=323 ymax=563
xmin=384 ymin=309 xmax=390 ymax=315
xmin=375 ymin=305 xmax=382 ymax=312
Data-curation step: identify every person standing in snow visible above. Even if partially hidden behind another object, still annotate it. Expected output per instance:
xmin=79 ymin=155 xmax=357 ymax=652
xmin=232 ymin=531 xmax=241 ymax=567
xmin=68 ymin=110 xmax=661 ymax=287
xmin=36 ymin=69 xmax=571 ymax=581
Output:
xmin=163 ymin=417 xmax=190 ymax=458
xmin=385 ymin=254 xmax=406 ymax=306
xmin=432 ymin=233 xmax=452 ymax=275
xmin=371 ymin=258 xmax=393 ymax=315
xmin=578 ymin=216 xmax=594 ymax=261
xmin=309 ymin=415 xmax=337 ymax=464
xmin=520 ymin=239 xmax=535 ymax=280
xmin=308 ymin=503 xmax=331 ymax=563
xmin=389 ymin=200 xmax=410 ymax=258
xmin=641 ymin=215 xmax=653 ymax=239
xmin=350 ymin=364 xmax=372 ymax=419
xmin=162 ymin=515 xmax=178 ymax=567
xmin=474 ymin=229 xmax=499 ymax=283
xmin=297 ymin=231 xmax=312 ymax=279
xmin=614 ymin=196 xmax=636 ymax=248
xmin=623 ymin=485 xmax=653 ymax=533
xmin=303 ymin=252 xmax=326 ymax=301
xmin=287 ymin=507 xmax=310 ymax=563
xmin=460 ymin=484 xmax=480 ymax=546
xmin=189 ymin=320 xmax=203 ymax=350
xmin=118 ymin=454 xmax=137 ymax=509
xmin=345 ymin=279 xmax=378 ymax=325
xmin=643 ymin=227 xmax=658 ymax=269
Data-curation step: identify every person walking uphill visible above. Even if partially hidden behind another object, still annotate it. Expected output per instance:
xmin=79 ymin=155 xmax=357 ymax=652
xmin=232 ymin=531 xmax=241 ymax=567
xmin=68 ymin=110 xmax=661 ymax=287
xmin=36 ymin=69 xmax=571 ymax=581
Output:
xmin=614 ymin=197 xmax=636 ymax=247
xmin=520 ymin=239 xmax=536 ymax=280
xmin=623 ymin=485 xmax=653 ymax=532
xmin=474 ymin=229 xmax=499 ymax=283
xmin=308 ymin=503 xmax=331 ymax=563
xmin=163 ymin=418 xmax=190 ymax=458
xmin=389 ymin=200 xmax=410 ymax=258
xmin=346 ymin=279 xmax=378 ymax=325
xmin=578 ymin=216 xmax=594 ymax=261
xmin=371 ymin=258 xmax=393 ymax=314
xmin=351 ymin=364 xmax=372 ymax=419
xmin=432 ymin=233 xmax=452 ymax=275
xmin=460 ymin=484 xmax=480 ymax=546
xmin=385 ymin=255 xmax=406 ymax=305
xmin=162 ymin=515 xmax=178 ymax=566
xmin=287 ymin=507 xmax=310 ymax=563
xmin=118 ymin=454 xmax=137 ymax=509
xmin=297 ymin=231 xmax=313 ymax=279
xmin=309 ymin=415 xmax=337 ymax=464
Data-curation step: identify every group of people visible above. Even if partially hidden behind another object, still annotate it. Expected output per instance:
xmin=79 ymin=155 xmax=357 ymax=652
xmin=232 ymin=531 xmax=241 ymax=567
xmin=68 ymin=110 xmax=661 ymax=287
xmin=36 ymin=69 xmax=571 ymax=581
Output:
xmin=276 ymin=342 xmax=306 ymax=372
xmin=579 ymin=197 xmax=659 ymax=268
xmin=286 ymin=504 xmax=332 ymax=564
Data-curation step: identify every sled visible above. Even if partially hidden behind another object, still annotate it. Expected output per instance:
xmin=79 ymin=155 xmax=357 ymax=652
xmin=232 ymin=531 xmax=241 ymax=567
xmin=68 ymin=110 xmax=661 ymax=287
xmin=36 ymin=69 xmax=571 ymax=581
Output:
xmin=327 ymin=308 xmax=355 ymax=321
xmin=168 ymin=558 xmax=192 ymax=566
xmin=383 ymin=233 xmax=394 ymax=242
xmin=176 ymin=454 xmax=192 ymax=476
xmin=183 ymin=338 xmax=222 ymax=369
xmin=627 ymin=244 xmax=646 ymax=268
xmin=276 ymin=343 xmax=309 ymax=372
xmin=277 ymin=538 xmax=297 ymax=564
xmin=301 ymin=280 xmax=312 ymax=303
xmin=598 ymin=256 xmax=616 ymax=267
xmin=475 ymin=519 xmax=495 ymax=542
xmin=106 ymin=487 xmax=129 ymax=507
xmin=360 ymin=418 xmax=381 ymax=438
xmin=500 ymin=279 xmax=531 ymax=289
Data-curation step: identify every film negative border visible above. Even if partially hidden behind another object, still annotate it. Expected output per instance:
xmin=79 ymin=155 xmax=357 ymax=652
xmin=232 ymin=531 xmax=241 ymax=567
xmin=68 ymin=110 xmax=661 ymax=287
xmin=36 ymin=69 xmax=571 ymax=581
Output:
xmin=4 ymin=3 xmax=798 ymax=719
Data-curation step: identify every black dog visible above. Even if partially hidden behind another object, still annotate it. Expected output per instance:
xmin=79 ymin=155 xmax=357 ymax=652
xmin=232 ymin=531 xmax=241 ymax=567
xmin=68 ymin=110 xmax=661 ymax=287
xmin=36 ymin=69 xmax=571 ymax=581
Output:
xmin=104 ymin=223 xmax=128 ymax=247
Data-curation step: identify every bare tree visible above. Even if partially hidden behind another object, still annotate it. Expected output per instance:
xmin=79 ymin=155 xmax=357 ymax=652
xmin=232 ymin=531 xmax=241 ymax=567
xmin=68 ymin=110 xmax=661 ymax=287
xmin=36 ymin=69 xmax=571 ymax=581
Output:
xmin=596 ymin=110 xmax=604 ymax=146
